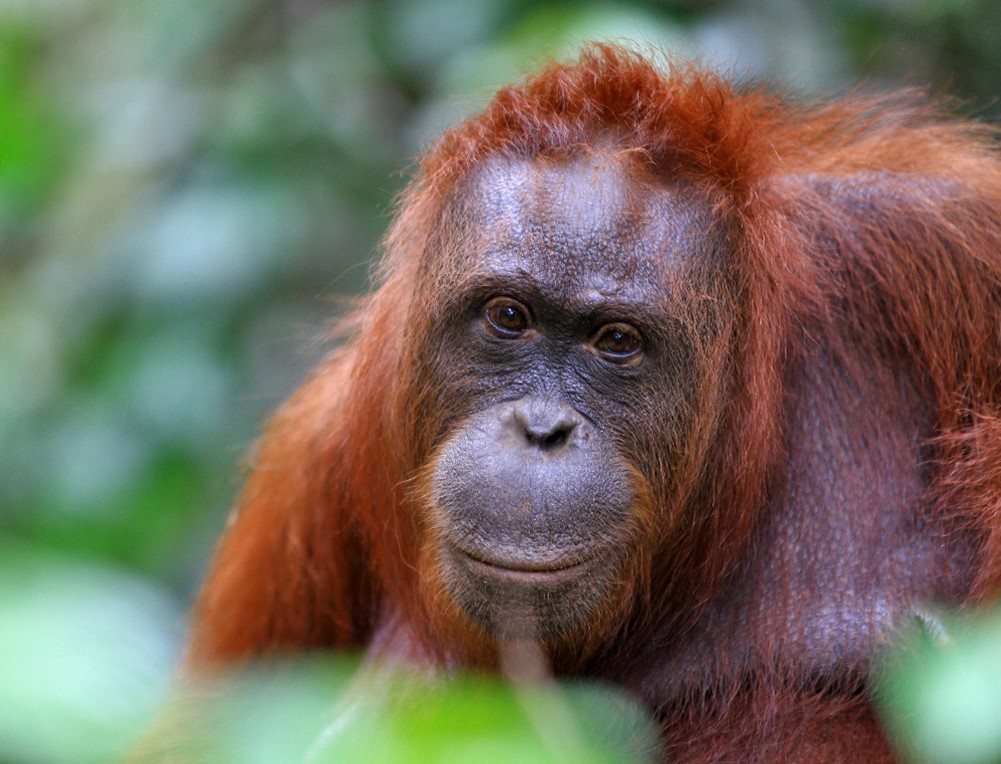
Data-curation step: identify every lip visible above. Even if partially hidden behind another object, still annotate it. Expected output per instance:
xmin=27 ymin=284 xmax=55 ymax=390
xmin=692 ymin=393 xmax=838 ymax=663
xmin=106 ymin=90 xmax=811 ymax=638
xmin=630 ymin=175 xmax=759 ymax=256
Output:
xmin=453 ymin=548 xmax=593 ymax=585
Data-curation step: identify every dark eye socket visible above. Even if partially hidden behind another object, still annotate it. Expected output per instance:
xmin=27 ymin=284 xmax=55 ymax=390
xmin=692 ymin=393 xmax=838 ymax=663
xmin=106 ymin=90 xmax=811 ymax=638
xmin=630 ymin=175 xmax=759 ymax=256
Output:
xmin=591 ymin=323 xmax=643 ymax=364
xmin=482 ymin=297 xmax=531 ymax=337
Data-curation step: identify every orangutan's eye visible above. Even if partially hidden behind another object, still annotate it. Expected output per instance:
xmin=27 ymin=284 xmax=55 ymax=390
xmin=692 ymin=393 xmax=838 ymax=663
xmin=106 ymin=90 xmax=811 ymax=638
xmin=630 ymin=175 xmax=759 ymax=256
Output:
xmin=591 ymin=323 xmax=643 ymax=364
xmin=483 ymin=297 xmax=532 ymax=337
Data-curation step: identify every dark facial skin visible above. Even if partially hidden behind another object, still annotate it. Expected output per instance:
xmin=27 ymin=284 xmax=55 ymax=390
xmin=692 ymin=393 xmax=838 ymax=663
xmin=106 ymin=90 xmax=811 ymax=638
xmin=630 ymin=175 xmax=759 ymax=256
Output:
xmin=418 ymin=153 xmax=724 ymax=642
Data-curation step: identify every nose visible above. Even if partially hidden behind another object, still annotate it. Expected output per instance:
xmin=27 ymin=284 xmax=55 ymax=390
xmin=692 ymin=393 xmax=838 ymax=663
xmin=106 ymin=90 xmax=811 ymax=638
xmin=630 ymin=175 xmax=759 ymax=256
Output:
xmin=507 ymin=396 xmax=583 ymax=451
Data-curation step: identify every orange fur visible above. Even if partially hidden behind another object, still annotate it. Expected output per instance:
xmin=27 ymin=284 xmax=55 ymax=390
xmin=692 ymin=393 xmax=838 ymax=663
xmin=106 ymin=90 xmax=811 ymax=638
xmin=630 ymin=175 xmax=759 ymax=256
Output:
xmin=187 ymin=45 xmax=1001 ymax=760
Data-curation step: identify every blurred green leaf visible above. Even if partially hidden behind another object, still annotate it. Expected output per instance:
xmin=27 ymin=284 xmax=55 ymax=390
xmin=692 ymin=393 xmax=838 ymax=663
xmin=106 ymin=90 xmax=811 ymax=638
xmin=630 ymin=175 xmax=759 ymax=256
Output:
xmin=0 ymin=546 xmax=181 ymax=764
xmin=139 ymin=659 xmax=659 ymax=764
xmin=0 ymin=30 xmax=72 ymax=224
xmin=877 ymin=610 xmax=1001 ymax=764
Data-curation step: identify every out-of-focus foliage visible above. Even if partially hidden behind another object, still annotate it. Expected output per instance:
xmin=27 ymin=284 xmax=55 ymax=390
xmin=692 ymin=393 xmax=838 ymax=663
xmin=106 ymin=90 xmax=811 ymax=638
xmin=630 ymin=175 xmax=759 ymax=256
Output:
xmin=135 ymin=658 xmax=659 ymax=763
xmin=1 ymin=0 xmax=999 ymax=761
xmin=878 ymin=611 xmax=1001 ymax=764
xmin=0 ymin=546 xmax=178 ymax=763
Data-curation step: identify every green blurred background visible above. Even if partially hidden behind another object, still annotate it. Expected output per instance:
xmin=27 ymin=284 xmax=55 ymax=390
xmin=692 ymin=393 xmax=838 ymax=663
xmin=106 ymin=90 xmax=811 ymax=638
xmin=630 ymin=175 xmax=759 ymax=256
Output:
xmin=2 ymin=0 xmax=1001 ymax=762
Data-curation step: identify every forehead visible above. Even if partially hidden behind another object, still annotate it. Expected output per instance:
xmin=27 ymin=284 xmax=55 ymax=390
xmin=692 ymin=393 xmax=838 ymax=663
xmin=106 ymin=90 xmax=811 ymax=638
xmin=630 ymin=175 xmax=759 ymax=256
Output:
xmin=439 ymin=152 xmax=718 ymax=296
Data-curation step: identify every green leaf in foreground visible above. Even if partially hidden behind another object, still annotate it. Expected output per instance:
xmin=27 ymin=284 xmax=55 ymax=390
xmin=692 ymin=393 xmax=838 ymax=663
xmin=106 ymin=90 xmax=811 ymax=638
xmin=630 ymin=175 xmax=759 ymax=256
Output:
xmin=877 ymin=610 xmax=1001 ymax=764
xmin=138 ymin=658 xmax=660 ymax=764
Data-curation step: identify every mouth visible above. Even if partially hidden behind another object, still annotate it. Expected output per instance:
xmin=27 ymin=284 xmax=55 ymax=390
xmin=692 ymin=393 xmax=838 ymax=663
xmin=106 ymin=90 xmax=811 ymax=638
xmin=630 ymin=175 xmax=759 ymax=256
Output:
xmin=439 ymin=543 xmax=616 ymax=640
xmin=452 ymin=547 xmax=593 ymax=585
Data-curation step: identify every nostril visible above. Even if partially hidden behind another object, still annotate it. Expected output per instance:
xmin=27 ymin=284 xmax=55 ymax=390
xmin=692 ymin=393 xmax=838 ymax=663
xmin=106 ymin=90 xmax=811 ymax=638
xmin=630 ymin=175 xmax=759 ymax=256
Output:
xmin=527 ymin=425 xmax=572 ymax=450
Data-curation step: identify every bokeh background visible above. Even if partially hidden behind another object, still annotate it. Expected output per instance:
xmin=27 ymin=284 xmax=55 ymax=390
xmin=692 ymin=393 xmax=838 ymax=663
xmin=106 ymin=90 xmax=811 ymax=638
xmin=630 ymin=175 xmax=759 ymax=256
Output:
xmin=2 ymin=1 xmax=1001 ymax=762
